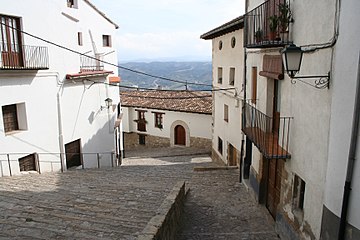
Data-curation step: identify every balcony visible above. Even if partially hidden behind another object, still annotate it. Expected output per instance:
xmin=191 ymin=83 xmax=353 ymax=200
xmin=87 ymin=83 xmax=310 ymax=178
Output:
xmin=242 ymin=101 xmax=292 ymax=159
xmin=244 ymin=0 xmax=292 ymax=48
xmin=0 ymin=42 xmax=49 ymax=70
xmin=80 ymin=54 xmax=104 ymax=72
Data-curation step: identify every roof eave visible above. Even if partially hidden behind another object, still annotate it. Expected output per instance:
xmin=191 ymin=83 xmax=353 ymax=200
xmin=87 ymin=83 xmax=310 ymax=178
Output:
xmin=200 ymin=15 xmax=244 ymax=40
xmin=83 ymin=0 xmax=119 ymax=29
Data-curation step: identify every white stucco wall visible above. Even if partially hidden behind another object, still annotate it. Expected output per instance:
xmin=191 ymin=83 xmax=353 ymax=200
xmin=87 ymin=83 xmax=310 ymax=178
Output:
xmin=211 ymin=28 xmax=243 ymax=164
xmin=0 ymin=0 xmax=119 ymax=175
xmin=122 ymin=106 xmax=212 ymax=142
xmin=324 ymin=0 xmax=360 ymax=230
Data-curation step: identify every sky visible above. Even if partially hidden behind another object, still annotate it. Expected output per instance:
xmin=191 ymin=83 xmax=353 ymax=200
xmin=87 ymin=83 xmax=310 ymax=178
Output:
xmin=90 ymin=0 xmax=245 ymax=62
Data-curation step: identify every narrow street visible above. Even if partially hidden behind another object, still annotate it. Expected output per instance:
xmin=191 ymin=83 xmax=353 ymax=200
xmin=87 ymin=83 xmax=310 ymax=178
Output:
xmin=0 ymin=147 xmax=278 ymax=239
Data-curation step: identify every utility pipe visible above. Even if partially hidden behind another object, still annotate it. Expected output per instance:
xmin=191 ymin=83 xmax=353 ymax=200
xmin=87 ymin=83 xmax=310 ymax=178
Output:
xmin=338 ymin=53 xmax=360 ymax=240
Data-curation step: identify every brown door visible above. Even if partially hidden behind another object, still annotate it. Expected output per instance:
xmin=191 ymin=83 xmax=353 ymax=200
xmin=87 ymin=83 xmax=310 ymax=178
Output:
xmin=0 ymin=15 xmax=23 ymax=67
xmin=266 ymin=158 xmax=283 ymax=218
xmin=272 ymin=80 xmax=280 ymax=133
xmin=65 ymin=139 xmax=82 ymax=169
xmin=228 ymin=144 xmax=237 ymax=166
xmin=175 ymin=125 xmax=186 ymax=145
xmin=18 ymin=153 xmax=39 ymax=172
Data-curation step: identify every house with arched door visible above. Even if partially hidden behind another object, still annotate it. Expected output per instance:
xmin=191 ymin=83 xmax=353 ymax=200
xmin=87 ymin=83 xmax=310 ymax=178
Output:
xmin=120 ymin=90 xmax=212 ymax=151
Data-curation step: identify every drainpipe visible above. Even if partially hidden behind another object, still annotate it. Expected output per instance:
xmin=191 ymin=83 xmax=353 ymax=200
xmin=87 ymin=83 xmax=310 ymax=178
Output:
xmin=56 ymin=75 xmax=66 ymax=172
xmin=338 ymin=54 xmax=360 ymax=240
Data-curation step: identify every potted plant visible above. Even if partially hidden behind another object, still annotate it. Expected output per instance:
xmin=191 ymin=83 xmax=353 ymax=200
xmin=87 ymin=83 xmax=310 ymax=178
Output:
xmin=255 ymin=28 xmax=263 ymax=43
xmin=278 ymin=2 xmax=292 ymax=32
xmin=269 ymin=15 xmax=278 ymax=41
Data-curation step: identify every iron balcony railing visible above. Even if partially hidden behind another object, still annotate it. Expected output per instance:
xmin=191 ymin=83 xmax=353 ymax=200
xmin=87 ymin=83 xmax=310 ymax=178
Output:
xmin=80 ymin=54 xmax=104 ymax=72
xmin=242 ymin=101 xmax=292 ymax=159
xmin=0 ymin=42 xmax=49 ymax=70
xmin=244 ymin=0 xmax=292 ymax=48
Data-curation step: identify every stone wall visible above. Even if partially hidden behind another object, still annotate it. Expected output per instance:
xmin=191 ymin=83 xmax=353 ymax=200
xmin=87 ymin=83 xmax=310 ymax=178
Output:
xmin=211 ymin=147 xmax=226 ymax=166
xmin=124 ymin=133 xmax=170 ymax=150
xmin=138 ymin=181 xmax=186 ymax=240
xmin=190 ymin=137 xmax=212 ymax=151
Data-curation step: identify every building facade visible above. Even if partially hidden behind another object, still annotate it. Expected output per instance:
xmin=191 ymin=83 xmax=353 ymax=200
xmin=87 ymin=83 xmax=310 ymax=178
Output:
xmin=201 ymin=16 xmax=244 ymax=166
xmin=120 ymin=90 xmax=212 ymax=151
xmin=0 ymin=0 xmax=120 ymax=176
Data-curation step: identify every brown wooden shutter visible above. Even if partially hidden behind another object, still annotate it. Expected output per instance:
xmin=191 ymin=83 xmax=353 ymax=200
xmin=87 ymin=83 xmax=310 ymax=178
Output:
xmin=2 ymin=104 xmax=18 ymax=133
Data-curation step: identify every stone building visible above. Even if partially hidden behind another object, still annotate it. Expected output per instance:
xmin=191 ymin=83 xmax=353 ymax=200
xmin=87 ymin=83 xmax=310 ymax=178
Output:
xmin=120 ymin=90 xmax=212 ymax=151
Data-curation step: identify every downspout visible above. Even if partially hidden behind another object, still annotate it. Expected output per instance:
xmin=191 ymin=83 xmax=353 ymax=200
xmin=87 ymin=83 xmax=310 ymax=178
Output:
xmin=56 ymin=74 xmax=66 ymax=172
xmin=338 ymin=53 xmax=360 ymax=240
xmin=240 ymin=3 xmax=248 ymax=183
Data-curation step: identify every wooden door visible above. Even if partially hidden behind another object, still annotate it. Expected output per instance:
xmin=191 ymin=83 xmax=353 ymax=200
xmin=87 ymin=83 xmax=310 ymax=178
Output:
xmin=65 ymin=139 xmax=82 ymax=169
xmin=228 ymin=144 xmax=237 ymax=166
xmin=175 ymin=125 xmax=185 ymax=145
xmin=0 ymin=15 xmax=23 ymax=67
xmin=266 ymin=158 xmax=283 ymax=218
xmin=272 ymin=80 xmax=280 ymax=133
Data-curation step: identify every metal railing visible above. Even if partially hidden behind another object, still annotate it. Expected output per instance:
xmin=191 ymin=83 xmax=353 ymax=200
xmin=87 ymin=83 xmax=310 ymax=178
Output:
xmin=244 ymin=0 xmax=292 ymax=48
xmin=0 ymin=42 xmax=49 ymax=70
xmin=80 ymin=54 xmax=104 ymax=72
xmin=242 ymin=101 xmax=292 ymax=159
xmin=0 ymin=152 xmax=121 ymax=177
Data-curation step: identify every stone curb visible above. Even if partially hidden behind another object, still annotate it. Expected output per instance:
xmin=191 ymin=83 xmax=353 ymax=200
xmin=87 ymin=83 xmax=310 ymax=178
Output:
xmin=193 ymin=166 xmax=239 ymax=171
xmin=137 ymin=181 xmax=187 ymax=240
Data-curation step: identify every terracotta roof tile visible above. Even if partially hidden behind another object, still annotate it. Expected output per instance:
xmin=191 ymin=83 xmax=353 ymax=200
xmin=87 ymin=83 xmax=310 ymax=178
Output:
xmin=120 ymin=90 xmax=212 ymax=114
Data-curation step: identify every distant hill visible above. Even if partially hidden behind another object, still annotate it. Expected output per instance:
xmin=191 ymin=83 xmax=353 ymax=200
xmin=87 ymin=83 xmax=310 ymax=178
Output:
xmin=118 ymin=62 xmax=212 ymax=91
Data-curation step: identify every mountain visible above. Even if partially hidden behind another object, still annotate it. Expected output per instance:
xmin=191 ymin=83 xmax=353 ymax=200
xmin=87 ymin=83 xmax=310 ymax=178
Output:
xmin=118 ymin=61 xmax=212 ymax=91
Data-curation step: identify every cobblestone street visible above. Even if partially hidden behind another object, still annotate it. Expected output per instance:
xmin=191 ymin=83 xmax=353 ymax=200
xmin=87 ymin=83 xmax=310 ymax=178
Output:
xmin=0 ymin=147 xmax=279 ymax=239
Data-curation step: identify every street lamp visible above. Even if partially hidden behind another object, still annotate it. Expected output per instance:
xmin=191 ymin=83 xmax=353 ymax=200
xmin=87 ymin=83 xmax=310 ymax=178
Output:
xmin=281 ymin=44 xmax=330 ymax=89
xmin=101 ymin=97 xmax=113 ymax=110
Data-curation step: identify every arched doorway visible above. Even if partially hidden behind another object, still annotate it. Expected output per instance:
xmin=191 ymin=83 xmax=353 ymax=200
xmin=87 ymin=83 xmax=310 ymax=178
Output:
xmin=174 ymin=125 xmax=186 ymax=145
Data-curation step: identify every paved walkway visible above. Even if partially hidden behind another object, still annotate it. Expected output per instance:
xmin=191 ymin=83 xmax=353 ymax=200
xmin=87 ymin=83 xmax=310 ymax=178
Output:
xmin=0 ymin=147 xmax=279 ymax=239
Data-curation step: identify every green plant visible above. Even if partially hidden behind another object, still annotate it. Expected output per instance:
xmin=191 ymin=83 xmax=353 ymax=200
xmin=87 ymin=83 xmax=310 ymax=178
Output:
xmin=269 ymin=15 xmax=279 ymax=32
xmin=255 ymin=28 xmax=263 ymax=41
xmin=278 ymin=2 xmax=292 ymax=32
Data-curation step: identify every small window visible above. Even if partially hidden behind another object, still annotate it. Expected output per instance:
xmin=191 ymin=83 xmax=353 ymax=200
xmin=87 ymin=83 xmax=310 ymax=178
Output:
xmin=218 ymin=40 xmax=223 ymax=50
xmin=19 ymin=153 xmax=39 ymax=172
xmin=67 ymin=0 xmax=77 ymax=8
xmin=218 ymin=67 xmax=223 ymax=84
xmin=231 ymin=37 xmax=236 ymax=48
xmin=77 ymin=32 xmax=83 ymax=46
xmin=229 ymin=67 xmax=235 ymax=86
xmin=293 ymin=174 xmax=306 ymax=210
xmin=218 ymin=137 xmax=223 ymax=155
xmin=139 ymin=134 xmax=146 ymax=145
xmin=224 ymin=104 xmax=229 ymax=122
xmin=154 ymin=112 xmax=164 ymax=129
xmin=135 ymin=109 xmax=147 ymax=132
xmin=251 ymin=67 xmax=257 ymax=104
xmin=2 ymin=103 xmax=28 ymax=134
xmin=102 ymin=35 xmax=112 ymax=47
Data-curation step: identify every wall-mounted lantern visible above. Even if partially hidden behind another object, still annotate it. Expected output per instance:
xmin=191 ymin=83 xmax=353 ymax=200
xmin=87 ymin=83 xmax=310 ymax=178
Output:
xmin=281 ymin=44 xmax=330 ymax=89
xmin=101 ymin=97 xmax=113 ymax=110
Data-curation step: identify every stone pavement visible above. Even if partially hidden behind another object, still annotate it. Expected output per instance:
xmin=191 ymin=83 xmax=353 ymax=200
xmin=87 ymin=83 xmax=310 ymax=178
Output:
xmin=0 ymin=147 xmax=279 ymax=239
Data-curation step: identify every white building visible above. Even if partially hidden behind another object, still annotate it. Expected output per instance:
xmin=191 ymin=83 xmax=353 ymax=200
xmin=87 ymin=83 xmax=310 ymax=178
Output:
xmin=200 ymin=16 xmax=244 ymax=166
xmin=120 ymin=90 xmax=212 ymax=150
xmin=0 ymin=0 xmax=120 ymax=177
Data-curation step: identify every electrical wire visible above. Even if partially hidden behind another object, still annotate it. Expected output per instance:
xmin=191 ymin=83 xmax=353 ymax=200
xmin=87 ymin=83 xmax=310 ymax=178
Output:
xmin=0 ymin=21 xmax=212 ymax=87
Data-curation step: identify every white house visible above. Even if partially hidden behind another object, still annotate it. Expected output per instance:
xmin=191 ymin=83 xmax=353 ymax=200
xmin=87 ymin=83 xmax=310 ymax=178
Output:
xmin=241 ymin=0 xmax=353 ymax=239
xmin=0 ymin=0 xmax=121 ymax=177
xmin=120 ymin=90 xmax=212 ymax=150
xmin=200 ymin=16 xmax=244 ymax=166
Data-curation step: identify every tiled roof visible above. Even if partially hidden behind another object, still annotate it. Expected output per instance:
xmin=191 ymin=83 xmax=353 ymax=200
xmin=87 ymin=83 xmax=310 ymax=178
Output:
xmin=201 ymin=15 xmax=244 ymax=40
xmin=120 ymin=90 xmax=212 ymax=114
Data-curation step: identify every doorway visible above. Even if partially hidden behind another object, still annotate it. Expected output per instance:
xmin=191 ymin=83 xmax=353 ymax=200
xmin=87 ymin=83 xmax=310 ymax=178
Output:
xmin=228 ymin=144 xmax=237 ymax=166
xmin=265 ymin=157 xmax=284 ymax=219
xmin=174 ymin=125 xmax=186 ymax=145
xmin=18 ymin=153 xmax=39 ymax=172
xmin=65 ymin=139 xmax=82 ymax=169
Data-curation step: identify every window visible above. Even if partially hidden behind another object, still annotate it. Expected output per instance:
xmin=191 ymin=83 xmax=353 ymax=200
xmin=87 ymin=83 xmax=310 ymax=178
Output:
xmin=251 ymin=67 xmax=258 ymax=104
xmin=224 ymin=104 xmax=229 ymax=122
xmin=229 ymin=67 xmax=235 ymax=86
xmin=153 ymin=112 xmax=164 ymax=129
xmin=102 ymin=35 xmax=112 ymax=47
xmin=218 ymin=137 xmax=223 ymax=155
xmin=77 ymin=32 xmax=83 ymax=46
xmin=218 ymin=40 xmax=223 ymax=50
xmin=19 ymin=153 xmax=39 ymax=172
xmin=67 ymin=0 xmax=77 ymax=8
xmin=139 ymin=134 xmax=146 ymax=145
xmin=293 ymin=174 xmax=306 ymax=210
xmin=231 ymin=37 xmax=236 ymax=48
xmin=218 ymin=67 xmax=223 ymax=84
xmin=2 ymin=103 xmax=27 ymax=134
xmin=135 ymin=109 xmax=147 ymax=132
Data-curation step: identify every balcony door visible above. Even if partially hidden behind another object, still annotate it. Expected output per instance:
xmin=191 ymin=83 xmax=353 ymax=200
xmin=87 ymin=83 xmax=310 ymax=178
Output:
xmin=272 ymin=80 xmax=281 ymax=133
xmin=0 ymin=15 xmax=23 ymax=67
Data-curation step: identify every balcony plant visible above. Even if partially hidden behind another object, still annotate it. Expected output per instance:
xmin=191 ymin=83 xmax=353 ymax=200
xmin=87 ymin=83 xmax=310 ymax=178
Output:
xmin=268 ymin=15 xmax=279 ymax=41
xmin=278 ymin=2 xmax=292 ymax=32
xmin=255 ymin=28 xmax=263 ymax=43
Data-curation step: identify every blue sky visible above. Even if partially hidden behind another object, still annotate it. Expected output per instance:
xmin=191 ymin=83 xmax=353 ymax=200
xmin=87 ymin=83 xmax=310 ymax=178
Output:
xmin=90 ymin=0 xmax=245 ymax=62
